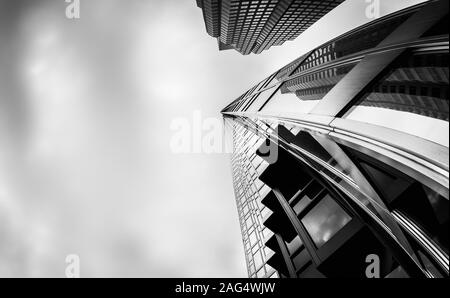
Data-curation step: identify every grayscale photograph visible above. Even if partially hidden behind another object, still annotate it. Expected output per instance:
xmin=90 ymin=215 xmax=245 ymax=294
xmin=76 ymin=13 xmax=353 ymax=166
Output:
xmin=0 ymin=0 xmax=448 ymax=288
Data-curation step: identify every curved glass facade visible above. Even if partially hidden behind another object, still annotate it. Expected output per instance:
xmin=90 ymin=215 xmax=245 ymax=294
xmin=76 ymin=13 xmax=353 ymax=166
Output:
xmin=223 ymin=0 xmax=449 ymax=278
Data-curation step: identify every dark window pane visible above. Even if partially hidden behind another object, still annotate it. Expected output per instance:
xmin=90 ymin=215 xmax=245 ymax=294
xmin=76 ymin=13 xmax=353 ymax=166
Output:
xmin=301 ymin=195 xmax=352 ymax=248
xmin=285 ymin=235 xmax=303 ymax=255
xmin=292 ymin=248 xmax=310 ymax=271
xmin=298 ymin=263 xmax=326 ymax=278
xmin=386 ymin=266 xmax=410 ymax=278
xmin=422 ymin=15 xmax=449 ymax=37
xmin=293 ymin=195 xmax=312 ymax=215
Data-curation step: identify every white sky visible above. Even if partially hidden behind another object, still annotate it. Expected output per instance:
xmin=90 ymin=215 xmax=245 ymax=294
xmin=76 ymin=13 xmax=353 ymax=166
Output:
xmin=0 ymin=0 xmax=426 ymax=277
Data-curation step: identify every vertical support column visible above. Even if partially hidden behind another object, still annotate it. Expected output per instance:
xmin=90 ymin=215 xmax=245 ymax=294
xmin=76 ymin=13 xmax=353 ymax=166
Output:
xmin=272 ymin=188 xmax=321 ymax=265
xmin=274 ymin=233 xmax=297 ymax=278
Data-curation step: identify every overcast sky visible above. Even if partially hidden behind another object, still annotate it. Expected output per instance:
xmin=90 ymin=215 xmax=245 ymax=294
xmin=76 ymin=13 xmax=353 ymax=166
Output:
xmin=0 ymin=0 xmax=426 ymax=277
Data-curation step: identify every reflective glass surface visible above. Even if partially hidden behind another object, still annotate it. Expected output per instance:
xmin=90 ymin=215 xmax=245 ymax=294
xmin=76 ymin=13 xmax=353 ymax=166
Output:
xmin=345 ymin=50 xmax=449 ymax=147
xmin=293 ymin=195 xmax=312 ymax=215
xmin=292 ymin=248 xmax=310 ymax=272
xmin=260 ymin=89 xmax=320 ymax=115
xmin=301 ymin=195 xmax=352 ymax=248
xmin=246 ymin=86 xmax=278 ymax=113
xmin=285 ymin=235 xmax=303 ymax=255
xmin=283 ymin=63 xmax=357 ymax=101
xmin=292 ymin=12 xmax=412 ymax=75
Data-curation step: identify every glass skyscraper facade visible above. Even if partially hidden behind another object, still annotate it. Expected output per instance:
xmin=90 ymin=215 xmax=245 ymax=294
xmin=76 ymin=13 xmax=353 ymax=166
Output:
xmin=196 ymin=0 xmax=344 ymax=55
xmin=223 ymin=0 xmax=449 ymax=278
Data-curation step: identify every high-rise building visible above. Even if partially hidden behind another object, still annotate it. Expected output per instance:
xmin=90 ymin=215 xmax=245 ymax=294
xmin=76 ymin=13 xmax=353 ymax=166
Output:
xmin=223 ymin=0 xmax=449 ymax=278
xmin=195 ymin=0 xmax=344 ymax=55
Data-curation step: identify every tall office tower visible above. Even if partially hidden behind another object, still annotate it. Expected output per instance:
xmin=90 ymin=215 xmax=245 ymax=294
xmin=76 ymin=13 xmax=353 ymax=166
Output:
xmin=195 ymin=0 xmax=344 ymax=55
xmin=223 ymin=0 xmax=449 ymax=278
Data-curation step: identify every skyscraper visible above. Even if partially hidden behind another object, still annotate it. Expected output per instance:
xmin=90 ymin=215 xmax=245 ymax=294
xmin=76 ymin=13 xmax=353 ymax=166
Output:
xmin=195 ymin=0 xmax=344 ymax=55
xmin=223 ymin=0 xmax=449 ymax=278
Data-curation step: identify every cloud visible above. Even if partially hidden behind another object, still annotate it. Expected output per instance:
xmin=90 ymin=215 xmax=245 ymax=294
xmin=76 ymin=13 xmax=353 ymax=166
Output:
xmin=0 ymin=0 xmax=426 ymax=277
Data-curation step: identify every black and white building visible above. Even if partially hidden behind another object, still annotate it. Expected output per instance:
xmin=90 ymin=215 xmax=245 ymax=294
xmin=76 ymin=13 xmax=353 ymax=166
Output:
xmin=196 ymin=0 xmax=344 ymax=54
xmin=223 ymin=0 xmax=449 ymax=278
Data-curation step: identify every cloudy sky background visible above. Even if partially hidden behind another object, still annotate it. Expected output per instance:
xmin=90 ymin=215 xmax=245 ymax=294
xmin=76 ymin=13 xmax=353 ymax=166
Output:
xmin=0 ymin=0 xmax=426 ymax=277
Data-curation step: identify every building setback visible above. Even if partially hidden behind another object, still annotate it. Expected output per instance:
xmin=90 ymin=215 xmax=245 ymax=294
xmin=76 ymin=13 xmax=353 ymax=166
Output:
xmin=222 ymin=0 xmax=449 ymax=278
xmin=195 ymin=0 xmax=344 ymax=55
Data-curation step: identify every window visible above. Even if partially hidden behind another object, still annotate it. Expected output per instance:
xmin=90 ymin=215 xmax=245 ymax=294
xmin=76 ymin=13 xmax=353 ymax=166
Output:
xmin=301 ymin=195 xmax=352 ymax=248
xmin=254 ymin=252 xmax=264 ymax=270
xmin=344 ymin=50 xmax=449 ymax=147
xmin=292 ymin=248 xmax=310 ymax=272
xmin=260 ymin=89 xmax=321 ymax=115
xmin=245 ymin=86 xmax=278 ymax=112
xmin=285 ymin=236 xmax=303 ymax=255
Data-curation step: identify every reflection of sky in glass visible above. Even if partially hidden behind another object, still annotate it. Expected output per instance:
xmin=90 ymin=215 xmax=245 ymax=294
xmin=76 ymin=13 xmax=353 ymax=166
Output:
xmin=285 ymin=235 xmax=303 ymax=255
xmin=301 ymin=195 xmax=352 ymax=248
xmin=345 ymin=106 xmax=449 ymax=147
xmin=261 ymin=90 xmax=320 ymax=115
xmin=293 ymin=195 xmax=312 ymax=215
xmin=246 ymin=86 xmax=278 ymax=113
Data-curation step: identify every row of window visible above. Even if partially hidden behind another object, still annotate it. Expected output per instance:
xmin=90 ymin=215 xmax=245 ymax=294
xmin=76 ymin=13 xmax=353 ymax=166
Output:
xmin=230 ymin=121 xmax=279 ymax=278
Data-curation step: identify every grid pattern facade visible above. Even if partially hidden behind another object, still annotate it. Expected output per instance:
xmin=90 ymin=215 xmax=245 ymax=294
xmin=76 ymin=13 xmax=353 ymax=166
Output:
xmin=196 ymin=0 xmax=344 ymax=55
xmin=197 ymin=0 xmax=222 ymax=37
xmin=254 ymin=0 xmax=343 ymax=53
xmin=229 ymin=120 xmax=279 ymax=278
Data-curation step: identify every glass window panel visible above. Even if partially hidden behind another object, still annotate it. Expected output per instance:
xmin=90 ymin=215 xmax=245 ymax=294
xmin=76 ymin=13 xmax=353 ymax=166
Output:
xmin=360 ymin=162 xmax=398 ymax=194
xmin=292 ymin=248 xmax=310 ymax=271
xmin=261 ymin=207 xmax=271 ymax=219
xmin=245 ymin=217 xmax=253 ymax=229
xmin=256 ymin=161 xmax=269 ymax=176
xmin=245 ymin=86 xmax=278 ymax=112
xmin=256 ymin=267 xmax=266 ymax=278
xmin=385 ymin=266 xmax=409 ymax=278
xmin=298 ymin=263 xmax=326 ymax=278
xmin=344 ymin=51 xmax=449 ymax=147
xmin=252 ymin=243 xmax=260 ymax=255
xmin=285 ymin=235 xmax=303 ymax=255
xmin=249 ymin=263 xmax=256 ymax=275
xmin=260 ymin=89 xmax=320 ymax=115
xmin=292 ymin=12 xmax=412 ymax=76
xmin=269 ymin=272 xmax=279 ymax=278
xmin=301 ymin=195 xmax=352 ymax=248
xmin=305 ymin=181 xmax=323 ymax=199
xmin=293 ymin=195 xmax=312 ymax=215
xmin=422 ymin=15 xmax=449 ymax=37
xmin=249 ymin=232 xmax=258 ymax=247
xmin=254 ymin=252 xmax=264 ymax=269
xmin=259 ymin=184 xmax=271 ymax=200
xmin=284 ymin=63 xmax=357 ymax=101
